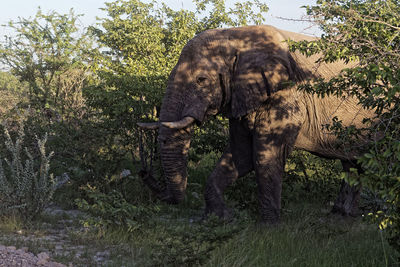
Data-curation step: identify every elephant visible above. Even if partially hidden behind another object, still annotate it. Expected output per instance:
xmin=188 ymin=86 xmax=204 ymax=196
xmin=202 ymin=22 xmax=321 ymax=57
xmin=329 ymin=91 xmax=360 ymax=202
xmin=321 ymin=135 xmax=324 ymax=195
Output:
xmin=138 ymin=25 xmax=375 ymax=223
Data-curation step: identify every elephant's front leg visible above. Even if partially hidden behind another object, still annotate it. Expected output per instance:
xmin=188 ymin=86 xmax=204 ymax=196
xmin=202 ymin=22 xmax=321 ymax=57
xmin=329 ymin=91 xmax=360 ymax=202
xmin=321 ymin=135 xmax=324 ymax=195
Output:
xmin=204 ymin=145 xmax=253 ymax=219
xmin=253 ymin=109 xmax=301 ymax=224
xmin=204 ymin=120 xmax=253 ymax=219
xmin=253 ymin=142 xmax=290 ymax=224
xmin=204 ymin=147 xmax=236 ymax=219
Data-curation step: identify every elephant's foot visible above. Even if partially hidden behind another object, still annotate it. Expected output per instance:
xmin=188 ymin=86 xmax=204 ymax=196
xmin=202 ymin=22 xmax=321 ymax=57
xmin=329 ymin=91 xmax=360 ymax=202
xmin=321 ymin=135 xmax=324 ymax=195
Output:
xmin=331 ymin=180 xmax=361 ymax=217
xmin=204 ymin=202 xmax=233 ymax=222
xmin=260 ymin=208 xmax=280 ymax=225
xmin=331 ymin=202 xmax=360 ymax=217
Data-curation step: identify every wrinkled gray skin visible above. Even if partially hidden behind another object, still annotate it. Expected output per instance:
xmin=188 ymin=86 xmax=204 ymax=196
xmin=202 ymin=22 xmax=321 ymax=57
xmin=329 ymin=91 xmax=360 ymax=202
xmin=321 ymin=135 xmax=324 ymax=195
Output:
xmin=140 ymin=25 xmax=375 ymax=223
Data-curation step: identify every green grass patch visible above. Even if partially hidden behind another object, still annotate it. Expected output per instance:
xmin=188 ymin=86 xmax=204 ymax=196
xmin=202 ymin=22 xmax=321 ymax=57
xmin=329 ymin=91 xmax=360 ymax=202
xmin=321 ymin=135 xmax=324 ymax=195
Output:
xmin=1 ymin=194 xmax=398 ymax=266
xmin=68 ymin=200 xmax=399 ymax=266
xmin=207 ymin=203 xmax=399 ymax=267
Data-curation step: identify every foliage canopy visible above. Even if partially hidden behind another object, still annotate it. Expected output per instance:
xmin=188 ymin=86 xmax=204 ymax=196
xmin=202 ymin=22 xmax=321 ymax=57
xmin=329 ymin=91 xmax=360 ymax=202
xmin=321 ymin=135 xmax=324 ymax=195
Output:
xmin=0 ymin=9 xmax=92 ymax=117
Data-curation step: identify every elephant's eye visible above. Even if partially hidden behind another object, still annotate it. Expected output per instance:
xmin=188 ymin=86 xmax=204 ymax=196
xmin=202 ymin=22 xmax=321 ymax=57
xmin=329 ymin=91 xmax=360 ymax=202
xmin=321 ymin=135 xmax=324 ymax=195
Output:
xmin=196 ymin=76 xmax=207 ymax=86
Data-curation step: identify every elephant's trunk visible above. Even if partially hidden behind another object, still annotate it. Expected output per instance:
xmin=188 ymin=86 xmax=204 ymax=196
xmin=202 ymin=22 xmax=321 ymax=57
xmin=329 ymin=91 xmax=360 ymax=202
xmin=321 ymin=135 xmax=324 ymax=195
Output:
xmin=159 ymin=126 xmax=192 ymax=203
xmin=140 ymin=81 xmax=195 ymax=203
xmin=140 ymin=126 xmax=191 ymax=204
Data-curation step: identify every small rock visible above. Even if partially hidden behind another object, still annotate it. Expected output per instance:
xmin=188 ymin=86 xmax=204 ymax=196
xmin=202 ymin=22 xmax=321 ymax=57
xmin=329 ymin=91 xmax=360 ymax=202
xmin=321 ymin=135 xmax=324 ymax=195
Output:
xmin=37 ymin=252 xmax=50 ymax=261
xmin=94 ymin=250 xmax=110 ymax=262
xmin=43 ymin=236 xmax=56 ymax=241
xmin=7 ymin=246 xmax=16 ymax=251
xmin=16 ymin=248 xmax=26 ymax=254
xmin=37 ymin=259 xmax=48 ymax=265
xmin=120 ymin=169 xmax=131 ymax=178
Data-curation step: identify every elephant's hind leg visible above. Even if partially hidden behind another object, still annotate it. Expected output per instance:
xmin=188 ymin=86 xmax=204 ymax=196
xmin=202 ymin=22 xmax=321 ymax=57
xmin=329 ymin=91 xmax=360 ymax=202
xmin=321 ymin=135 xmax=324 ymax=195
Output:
xmin=332 ymin=179 xmax=361 ymax=216
xmin=332 ymin=160 xmax=362 ymax=216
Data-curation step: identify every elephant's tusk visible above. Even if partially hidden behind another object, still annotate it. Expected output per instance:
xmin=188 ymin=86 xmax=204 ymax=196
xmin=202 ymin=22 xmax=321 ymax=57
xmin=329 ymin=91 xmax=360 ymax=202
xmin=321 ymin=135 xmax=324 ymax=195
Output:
xmin=162 ymin=116 xmax=195 ymax=129
xmin=137 ymin=122 xmax=160 ymax=130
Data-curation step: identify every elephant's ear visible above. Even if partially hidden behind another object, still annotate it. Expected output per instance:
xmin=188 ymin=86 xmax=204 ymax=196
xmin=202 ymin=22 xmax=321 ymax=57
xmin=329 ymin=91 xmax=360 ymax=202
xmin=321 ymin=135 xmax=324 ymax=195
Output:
xmin=230 ymin=49 xmax=294 ymax=118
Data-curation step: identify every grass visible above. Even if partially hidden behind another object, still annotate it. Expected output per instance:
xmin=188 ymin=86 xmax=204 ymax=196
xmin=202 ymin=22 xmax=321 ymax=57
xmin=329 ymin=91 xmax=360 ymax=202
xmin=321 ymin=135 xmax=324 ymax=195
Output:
xmin=0 ymin=215 xmax=23 ymax=233
xmin=51 ymin=200 xmax=397 ymax=267
xmin=207 ymin=203 xmax=398 ymax=267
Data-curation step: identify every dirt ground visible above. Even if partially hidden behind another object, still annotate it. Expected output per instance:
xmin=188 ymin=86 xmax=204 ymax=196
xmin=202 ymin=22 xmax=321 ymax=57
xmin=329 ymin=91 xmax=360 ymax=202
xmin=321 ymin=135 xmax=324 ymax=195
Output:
xmin=0 ymin=245 xmax=67 ymax=267
xmin=0 ymin=206 xmax=112 ymax=266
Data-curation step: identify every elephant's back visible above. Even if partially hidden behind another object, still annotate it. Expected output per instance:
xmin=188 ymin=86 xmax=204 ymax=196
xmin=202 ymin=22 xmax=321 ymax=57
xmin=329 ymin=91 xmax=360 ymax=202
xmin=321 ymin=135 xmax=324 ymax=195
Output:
xmin=276 ymin=28 xmax=318 ymax=42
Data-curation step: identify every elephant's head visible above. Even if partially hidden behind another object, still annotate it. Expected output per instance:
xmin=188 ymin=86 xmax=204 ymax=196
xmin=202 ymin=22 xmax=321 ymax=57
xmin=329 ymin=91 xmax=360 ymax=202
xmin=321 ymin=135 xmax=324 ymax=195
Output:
xmin=138 ymin=25 xmax=300 ymax=203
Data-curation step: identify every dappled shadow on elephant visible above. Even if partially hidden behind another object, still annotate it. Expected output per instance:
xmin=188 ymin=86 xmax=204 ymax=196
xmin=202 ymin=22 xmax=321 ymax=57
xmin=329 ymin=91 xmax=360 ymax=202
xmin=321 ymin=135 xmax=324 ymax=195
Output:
xmin=138 ymin=25 xmax=375 ymax=225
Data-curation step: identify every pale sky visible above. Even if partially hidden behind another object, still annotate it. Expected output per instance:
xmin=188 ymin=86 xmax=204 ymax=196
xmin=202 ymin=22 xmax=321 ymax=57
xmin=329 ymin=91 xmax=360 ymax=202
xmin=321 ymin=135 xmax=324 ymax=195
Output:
xmin=0 ymin=0 xmax=320 ymax=38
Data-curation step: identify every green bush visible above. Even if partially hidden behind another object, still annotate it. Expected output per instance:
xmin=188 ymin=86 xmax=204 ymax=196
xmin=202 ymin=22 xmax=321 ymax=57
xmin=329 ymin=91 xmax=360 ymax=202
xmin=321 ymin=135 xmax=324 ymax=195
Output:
xmin=186 ymin=151 xmax=221 ymax=209
xmin=0 ymin=71 xmax=28 ymax=117
xmin=0 ymin=9 xmax=92 ymax=112
xmin=284 ymin=150 xmax=342 ymax=203
xmin=75 ymin=186 xmax=160 ymax=235
xmin=225 ymin=172 xmax=259 ymax=216
xmin=0 ymin=122 xmax=55 ymax=221
xmin=190 ymin=116 xmax=229 ymax=159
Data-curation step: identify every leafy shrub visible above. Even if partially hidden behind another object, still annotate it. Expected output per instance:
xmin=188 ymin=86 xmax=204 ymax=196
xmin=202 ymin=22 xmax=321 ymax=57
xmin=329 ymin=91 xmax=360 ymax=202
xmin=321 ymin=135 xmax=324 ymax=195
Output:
xmin=0 ymin=72 xmax=28 ymax=117
xmin=0 ymin=9 xmax=92 ymax=112
xmin=190 ymin=116 xmax=229 ymax=159
xmin=186 ymin=151 xmax=221 ymax=208
xmin=0 ymin=122 xmax=55 ymax=221
xmin=284 ymin=150 xmax=342 ymax=203
xmin=225 ymin=172 xmax=259 ymax=216
xmin=75 ymin=186 xmax=160 ymax=235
